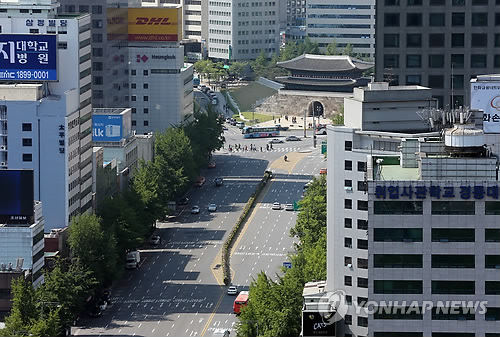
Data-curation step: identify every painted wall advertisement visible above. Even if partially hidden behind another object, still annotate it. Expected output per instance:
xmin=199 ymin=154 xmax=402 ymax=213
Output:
xmin=470 ymin=81 xmax=500 ymax=134
xmin=0 ymin=34 xmax=57 ymax=81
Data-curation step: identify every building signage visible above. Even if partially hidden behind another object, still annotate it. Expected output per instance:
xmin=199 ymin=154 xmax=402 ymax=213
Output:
xmin=127 ymin=8 xmax=182 ymax=42
xmin=375 ymin=184 xmax=499 ymax=200
xmin=0 ymin=34 xmax=57 ymax=81
xmin=58 ymin=124 xmax=65 ymax=154
xmin=470 ymin=82 xmax=500 ymax=134
xmin=0 ymin=170 xmax=34 ymax=224
xmin=302 ymin=311 xmax=336 ymax=337
xmin=93 ymin=114 xmax=123 ymax=142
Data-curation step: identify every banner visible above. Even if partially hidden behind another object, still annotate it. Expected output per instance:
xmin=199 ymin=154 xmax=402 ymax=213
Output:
xmin=470 ymin=81 xmax=500 ymax=134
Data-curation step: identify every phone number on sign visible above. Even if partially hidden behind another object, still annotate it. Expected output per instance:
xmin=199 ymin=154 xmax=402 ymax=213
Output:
xmin=16 ymin=70 xmax=51 ymax=79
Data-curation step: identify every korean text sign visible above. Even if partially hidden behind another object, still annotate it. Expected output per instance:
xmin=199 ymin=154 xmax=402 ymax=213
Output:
xmin=470 ymin=82 xmax=500 ymax=134
xmin=0 ymin=34 xmax=57 ymax=81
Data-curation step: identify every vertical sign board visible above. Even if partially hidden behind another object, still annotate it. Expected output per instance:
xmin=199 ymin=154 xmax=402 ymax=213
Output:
xmin=302 ymin=311 xmax=336 ymax=337
xmin=470 ymin=81 xmax=500 ymax=134
xmin=92 ymin=114 xmax=123 ymax=142
xmin=0 ymin=170 xmax=34 ymax=224
xmin=0 ymin=34 xmax=57 ymax=81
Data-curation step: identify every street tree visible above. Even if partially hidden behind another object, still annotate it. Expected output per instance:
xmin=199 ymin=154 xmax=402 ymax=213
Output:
xmin=326 ymin=40 xmax=338 ymax=55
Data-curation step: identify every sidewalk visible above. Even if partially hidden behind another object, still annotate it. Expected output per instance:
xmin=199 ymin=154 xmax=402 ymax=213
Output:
xmin=256 ymin=114 xmax=331 ymax=131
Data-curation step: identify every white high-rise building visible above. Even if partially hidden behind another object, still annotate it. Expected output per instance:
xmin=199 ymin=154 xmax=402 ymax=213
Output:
xmin=0 ymin=0 xmax=93 ymax=231
xmin=305 ymin=0 xmax=375 ymax=59
xmin=208 ymin=0 xmax=280 ymax=60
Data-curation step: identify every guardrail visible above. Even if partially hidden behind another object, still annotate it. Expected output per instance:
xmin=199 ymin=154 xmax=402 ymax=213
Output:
xmin=221 ymin=171 xmax=273 ymax=285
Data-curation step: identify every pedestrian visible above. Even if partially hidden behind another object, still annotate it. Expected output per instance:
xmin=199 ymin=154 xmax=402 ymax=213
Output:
xmin=245 ymin=145 xmax=248 ymax=151
xmin=271 ymin=144 xmax=273 ymax=150
xmin=260 ymin=146 xmax=262 ymax=152
xmin=266 ymin=144 xmax=269 ymax=151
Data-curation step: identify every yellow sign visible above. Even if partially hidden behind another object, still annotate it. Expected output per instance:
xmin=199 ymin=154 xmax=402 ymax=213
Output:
xmin=127 ymin=8 xmax=182 ymax=42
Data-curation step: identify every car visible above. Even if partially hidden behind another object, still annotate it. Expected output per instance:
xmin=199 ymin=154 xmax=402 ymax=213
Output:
xmin=88 ymin=306 xmax=102 ymax=318
xmin=320 ymin=168 xmax=327 ymax=175
xmin=149 ymin=235 xmax=161 ymax=245
xmin=98 ymin=300 xmax=108 ymax=312
xmin=177 ymin=197 xmax=189 ymax=206
xmin=272 ymin=202 xmax=281 ymax=210
xmin=208 ymin=161 xmax=216 ymax=168
xmin=285 ymin=204 xmax=294 ymax=211
xmin=226 ymin=117 xmax=231 ymax=123
xmin=208 ymin=203 xmax=217 ymax=212
xmin=194 ymin=176 xmax=206 ymax=187
xmin=198 ymin=84 xmax=206 ymax=91
xmin=191 ymin=205 xmax=200 ymax=214
xmin=227 ymin=285 xmax=238 ymax=295
xmin=268 ymin=138 xmax=284 ymax=144
xmin=286 ymin=135 xmax=301 ymax=141
xmin=230 ymin=120 xmax=237 ymax=126
xmin=214 ymin=177 xmax=224 ymax=186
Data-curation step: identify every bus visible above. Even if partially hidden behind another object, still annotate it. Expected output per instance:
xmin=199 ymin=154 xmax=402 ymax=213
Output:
xmin=242 ymin=126 xmax=280 ymax=138
xmin=233 ymin=291 xmax=249 ymax=314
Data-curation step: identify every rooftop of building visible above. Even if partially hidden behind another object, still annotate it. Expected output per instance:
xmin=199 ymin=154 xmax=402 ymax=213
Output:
xmin=277 ymin=54 xmax=374 ymax=72
xmin=302 ymin=280 xmax=327 ymax=297
xmin=375 ymin=157 xmax=420 ymax=181
xmin=93 ymin=108 xmax=130 ymax=115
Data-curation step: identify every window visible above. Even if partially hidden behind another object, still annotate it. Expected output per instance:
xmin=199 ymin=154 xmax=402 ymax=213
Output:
xmin=344 ymin=218 xmax=352 ymax=228
xmin=374 ymin=254 xmax=423 ymax=268
xmin=432 ymin=281 xmax=475 ymax=294
xmin=92 ymin=5 xmax=102 ymax=14
xmin=93 ymin=76 xmax=103 ymax=85
xmin=375 ymin=307 xmax=423 ymax=320
xmin=486 ymin=229 xmax=500 ymax=241
xmin=495 ymin=55 xmax=500 ymax=68
xmin=451 ymin=54 xmax=464 ymax=68
xmin=432 ymin=307 xmax=475 ymax=320
xmin=357 ymin=297 xmax=368 ymax=307
xmin=357 ymin=161 xmax=367 ymax=172
xmin=486 ymin=281 xmax=500 ymax=295
xmin=345 ymin=199 xmax=352 ymax=209
xmin=429 ymin=33 xmax=445 ymax=47
xmin=428 ymin=75 xmax=444 ymax=88
xmin=385 ymin=0 xmax=400 ymax=5
xmin=430 ymin=0 xmax=445 ymax=4
xmin=345 ymin=140 xmax=352 ymax=151
xmin=384 ymin=13 xmax=400 ymax=27
xmin=22 ymin=138 xmax=32 ymax=147
xmin=21 ymin=153 xmax=33 ymax=162
xmin=345 ymin=276 xmax=352 ymax=286
xmin=357 ymin=201 xmax=368 ymax=211
xmin=358 ymin=316 xmax=368 ymax=327
xmin=345 ymin=160 xmax=352 ymax=170
xmin=407 ymin=13 xmax=422 ymax=26
xmin=92 ymin=48 xmax=103 ymax=57
xmin=451 ymin=33 xmax=465 ymax=47
xmin=143 ymin=70 xmax=148 ymax=76
xmin=143 ymin=108 xmax=149 ymax=114
xmin=452 ymin=0 xmax=465 ymax=5
xmin=132 ymin=120 xmax=136 ymax=126
xmin=485 ymin=255 xmax=500 ymax=269
xmin=131 ymin=70 xmax=137 ymax=76
xmin=432 ymin=228 xmax=474 ymax=242
xmin=496 ymin=34 xmax=500 ymax=47
xmin=345 ymin=179 xmax=352 ymax=187
xmin=344 ymin=314 xmax=352 ymax=325
xmin=407 ymin=55 xmax=421 ymax=68
xmin=374 ymin=228 xmax=423 ymax=242
xmin=384 ymin=55 xmax=399 ymax=68
xmin=358 ymin=277 xmax=368 ymax=288
xmin=345 ymin=256 xmax=352 ymax=266
xmin=143 ymin=83 xmax=149 ymax=89
xmin=143 ymin=96 xmax=149 ymax=101
xmin=452 ymin=75 xmax=464 ymax=89
xmin=357 ymin=219 xmax=368 ymax=230
xmin=131 ymin=83 xmax=137 ymax=89
xmin=131 ymin=95 xmax=137 ymax=102
xmin=374 ymin=201 xmax=423 ymax=215
xmin=374 ymin=280 xmax=423 ymax=294
xmin=144 ymin=120 xmax=149 ymax=127
xmin=432 ymin=255 xmax=475 ymax=268
xmin=384 ymin=34 xmax=399 ymax=47
xmin=485 ymin=308 xmax=500 ymax=321
xmin=357 ymin=239 xmax=368 ymax=249
xmin=345 ymin=295 xmax=352 ymax=305
xmin=358 ymin=181 xmax=367 ymax=192
xmin=432 ymin=201 xmax=475 ymax=215
xmin=93 ymin=62 xmax=103 ymax=71
xmin=429 ymin=13 xmax=445 ymax=26
xmin=472 ymin=13 xmax=488 ymax=26
xmin=452 ymin=12 xmax=465 ymax=26
xmin=358 ymin=258 xmax=368 ymax=269
xmin=406 ymin=33 xmax=422 ymax=47
xmin=471 ymin=54 xmax=487 ymax=68
xmin=345 ymin=237 xmax=352 ymax=248
xmin=472 ymin=0 xmax=488 ymax=4
xmin=472 ymin=34 xmax=488 ymax=47
xmin=22 ymin=123 xmax=32 ymax=132
xmin=406 ymin=75 xmax=421 ymax=85
xmin=131 ymin=108 xmax=136 ymax=114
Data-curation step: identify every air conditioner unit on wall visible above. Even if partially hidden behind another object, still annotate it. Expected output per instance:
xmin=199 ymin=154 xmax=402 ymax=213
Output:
xmin=0 ymin=145 xmax=5 ymax=150
xmin=0 ymin=162 xmax=6 ymax=166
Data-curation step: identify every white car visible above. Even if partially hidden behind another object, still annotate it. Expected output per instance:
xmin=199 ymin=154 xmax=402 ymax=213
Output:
xmin=191 ymin=205 xmax=200 ymax=214
xmin=268 ymin=138 xmax=284 ymax=144
xmin=227 ymin=285 xmax=238 ymax=295
xmin=272 ymin=202 xmax=281 ymax=210
xmin=208 ymin=203 xmax=218 ymax=212
xmin=285 ymin=204 xmax=294 ymax=211
xmin=149 ymin=235 xmax=161 ymax=245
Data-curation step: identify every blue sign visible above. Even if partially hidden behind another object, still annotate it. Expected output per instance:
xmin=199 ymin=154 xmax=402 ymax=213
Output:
xmin=283 ymin=262 xmax=292 ymax=269
xmin=0 ymin=34 xmax=57 ymax=81
xmin=375 ymin=184 xmax=499 ymax=200
xmin=93 ymin=115 xmax=123 ymax=142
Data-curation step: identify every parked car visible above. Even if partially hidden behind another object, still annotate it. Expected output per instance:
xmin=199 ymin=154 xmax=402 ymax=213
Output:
xmin=150 ymin=235 xmax=161 ymax=245
xmin=194 ymin=176 xmax=206 ymax=187
xmin=177 ymin=197 xmax=189 ymax=206
xmin=320 ymin=168 xmax=327 ymax=175
xmin=268 ymin=138 xmax=284 ymax=144
xmin=285 ymin=204 xmax=294 ymax=211
xmin=208 ymin=161 xmax=216 ymax=168
xmin=215 ymin=177 xmax=224 ymax=186
xmin=208 ymin=203 xmax=218 ymax=212
xmin=286 ymin=135 xmax=301 ymax=141
xmin=227 ymin=285 xmax=238 ymax=295
xmin=191 ymin=205 xmax=200 ymax=214
xmin=272 ymin=202 xmax=281 ymax=210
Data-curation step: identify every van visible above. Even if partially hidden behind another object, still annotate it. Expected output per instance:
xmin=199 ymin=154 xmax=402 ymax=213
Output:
xmin=236 ymin=121 xmax=245 ymax=129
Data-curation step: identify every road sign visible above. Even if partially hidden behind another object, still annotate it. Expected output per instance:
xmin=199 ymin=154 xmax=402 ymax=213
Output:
xmin=283 ymin=262 xmax=292 ymax=269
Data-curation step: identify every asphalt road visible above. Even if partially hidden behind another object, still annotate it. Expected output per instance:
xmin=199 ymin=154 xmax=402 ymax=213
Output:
xmin=73 ymin=122 xmax=325 ymax=337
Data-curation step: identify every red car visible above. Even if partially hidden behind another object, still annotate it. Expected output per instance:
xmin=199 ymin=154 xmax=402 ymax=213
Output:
xmin=320 ymin=168 xmax=327 ymax=175
xmin=194 ymin=176 xmax=206 ymax=187
xmin=208 ymin=161 xmax=216 ymax=168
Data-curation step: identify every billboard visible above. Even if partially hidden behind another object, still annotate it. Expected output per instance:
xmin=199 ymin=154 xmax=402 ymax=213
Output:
xmin=93 ymin=114 xmax=124 ymax=142
xmin=0 ymin=170 xmax=34 ymax=223
xmin=470 ymin=80 xmax=500 ymax=134
xmin=0 ymin=34 xmax=57 ymax=81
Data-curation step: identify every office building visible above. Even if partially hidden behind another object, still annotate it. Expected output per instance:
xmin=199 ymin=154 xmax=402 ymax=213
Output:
xmin=208 ymin=0 xmax=280 ymax=60
xmin=287 ymin=0 xmax=306 ymax=26
xmin=0 ymin=0 xmax=94 ymax=230
xmin=325 ymin=82 xmax=500 ymax=336
xmin=375 ymin=0 xmax=500 ymax=108
xmin=306 ymin=0 xmax=375 ymax=59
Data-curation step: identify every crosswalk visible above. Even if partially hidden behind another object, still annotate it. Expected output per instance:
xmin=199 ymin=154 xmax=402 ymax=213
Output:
xmin=223 ymin=147 xmax=301 ymax=153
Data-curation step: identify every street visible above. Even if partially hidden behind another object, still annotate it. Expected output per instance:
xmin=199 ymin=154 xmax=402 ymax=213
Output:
xmin=73 ymin=116 xmax=326 ymax=337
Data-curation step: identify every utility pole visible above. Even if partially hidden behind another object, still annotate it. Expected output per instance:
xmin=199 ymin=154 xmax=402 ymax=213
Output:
xmin=303 ymin=108 xmax=307 ymax=138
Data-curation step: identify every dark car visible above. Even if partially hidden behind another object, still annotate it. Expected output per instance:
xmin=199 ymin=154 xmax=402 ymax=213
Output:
xmin=177 ymin=197 xmax=189 ymax=206
xmin=215 ymin=177 xmax=223 ymax=186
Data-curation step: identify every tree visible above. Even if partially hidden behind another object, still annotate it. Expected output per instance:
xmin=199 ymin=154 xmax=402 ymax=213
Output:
xmin=3 ymin=277 xmax=38 ymax=334
xmin=68 ymin=214 xmax=118 ymax=285
xmin=333 ymin=104 xmax=344 ymax=125
xmin=326 ymin=40 xmax=338 ymax=55
xmin=229 ymin=61 xmax=246 ymax=78
xmin=342 ymin=43 xmax=355 ymax=57
xmin=131 ymin=159 xmax=162 ymax=224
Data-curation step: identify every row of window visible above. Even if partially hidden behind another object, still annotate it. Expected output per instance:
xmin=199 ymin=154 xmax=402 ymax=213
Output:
xmin=386 ymin=53 xmax=496 ymax=70
xmin=385 ymin=33 xmax=500 ymax=48
xmin=209 ymin=19 xmax=231 ymax=26
xmin=237 ymin=10 xmax=277 ymax=16
xmin=373 ymin=200 xmax=500 ymax=215
xmin=384 ymin=12 xmax=496 ymax=27
xmin=62 ymin=4 xmax=102 ymax=14
xmin=236 ymin=1 xmax=277 ymax=7
xmin=374 ymin=228 xmax=500 ymax=242
xmin=384 ymin=0 xmax=499 ymax=6
xmin=372 ymin=307 xmax=500 ymax=321
xmin=238 ymin=20 xmax=277 ymax=26
xmin=131 ymin=120 xmax=149 ymax=127
xmin=373 ymin=280 xmax=500 ymax=295
xmin=373 ymin=254 xmax=500 ymax=268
